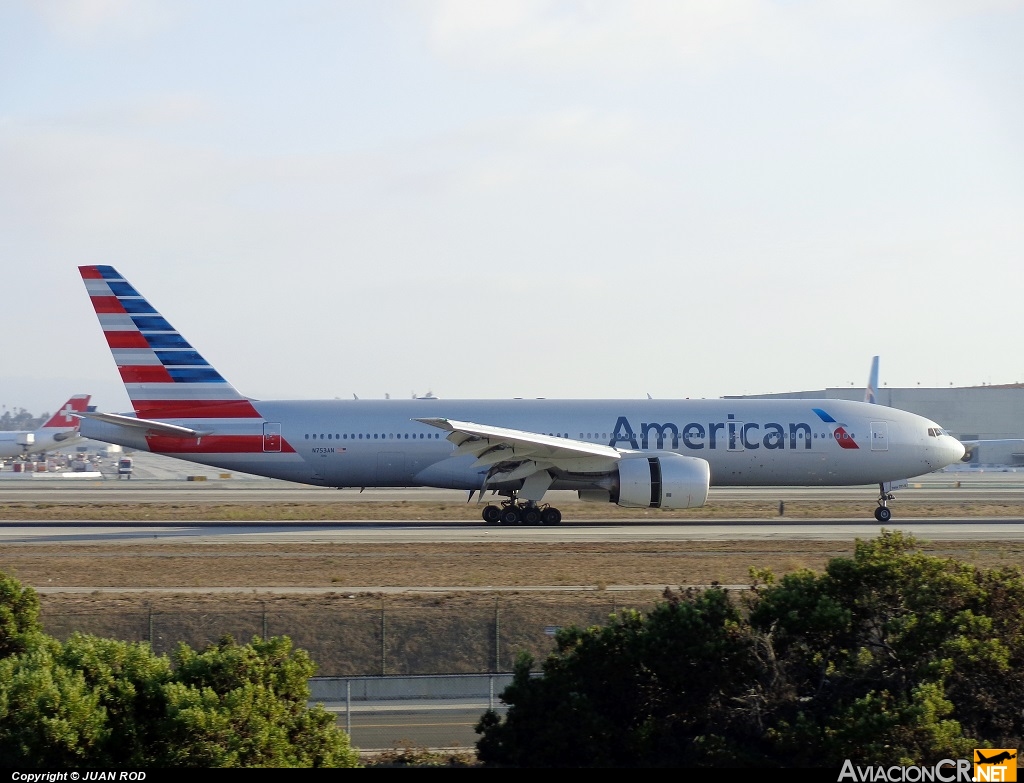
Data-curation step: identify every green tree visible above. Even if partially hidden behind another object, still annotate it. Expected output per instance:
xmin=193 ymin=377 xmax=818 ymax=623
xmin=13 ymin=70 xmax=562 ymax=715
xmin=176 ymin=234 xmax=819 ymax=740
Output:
xmin=0 ymin=571 xmax=360 ymax=767
xmin=0 ymin=641 xmax=109 ymax=767
xmin=477 ymin=531 xmax=1024 ymax=767
xmin=0 ymin=570 xmax=43 ymax=659
xmin=55 ymin=634 xmax=175 ymax=766
xmin=159 ymin=636 xmax=356 ymax=767
xmin=476 ymin=587 xmax=755 ymax=767
xmin=748 ymin=531 xmax=1023 ymax=764
xmin=0 ymin=408 xmax=44 ymax=431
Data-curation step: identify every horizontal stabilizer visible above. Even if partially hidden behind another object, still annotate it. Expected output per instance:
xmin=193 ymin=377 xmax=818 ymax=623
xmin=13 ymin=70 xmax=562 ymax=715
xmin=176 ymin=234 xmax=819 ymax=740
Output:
xmin=77 ymin=411 xmax=211 ymax=439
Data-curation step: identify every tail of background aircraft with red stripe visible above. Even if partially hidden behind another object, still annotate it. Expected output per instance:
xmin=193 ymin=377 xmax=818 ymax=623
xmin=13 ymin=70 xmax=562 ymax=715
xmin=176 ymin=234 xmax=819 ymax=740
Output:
xmin=0 ymin=393 xmax=92 ymax=460
xmin=41 ymin=394 xmax=92 ymax=429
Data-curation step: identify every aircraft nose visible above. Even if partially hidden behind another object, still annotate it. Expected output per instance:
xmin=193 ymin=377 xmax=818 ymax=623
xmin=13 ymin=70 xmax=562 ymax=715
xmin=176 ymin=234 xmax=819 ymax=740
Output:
xmin=947 ymin=436 xmax=966 ymax=465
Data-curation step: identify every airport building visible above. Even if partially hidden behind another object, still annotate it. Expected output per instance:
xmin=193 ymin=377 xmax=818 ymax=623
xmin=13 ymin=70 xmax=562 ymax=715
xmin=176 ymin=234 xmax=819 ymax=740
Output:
xmin=730 ymin=385 xmax=1024 ymax=467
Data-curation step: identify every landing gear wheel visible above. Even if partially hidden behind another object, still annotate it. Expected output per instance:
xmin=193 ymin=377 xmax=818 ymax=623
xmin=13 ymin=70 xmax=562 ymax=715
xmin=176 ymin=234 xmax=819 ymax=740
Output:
xmin=873 ymin=483 xmax=895 ymax=523
xmin=541 ymin=507 xmax=562 ymax=525
xmin=482 ymin=505 xmax=501 ymax=524
xmin=499 ymin=507 xmax=521 ymax=525
xmin=521 ymin=507 xmax=542 ymax=525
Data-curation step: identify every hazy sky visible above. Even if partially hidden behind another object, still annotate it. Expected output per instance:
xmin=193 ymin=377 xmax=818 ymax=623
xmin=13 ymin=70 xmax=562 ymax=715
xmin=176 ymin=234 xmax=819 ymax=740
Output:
xmin=2 ymin=1 xmax=1022 ymax=414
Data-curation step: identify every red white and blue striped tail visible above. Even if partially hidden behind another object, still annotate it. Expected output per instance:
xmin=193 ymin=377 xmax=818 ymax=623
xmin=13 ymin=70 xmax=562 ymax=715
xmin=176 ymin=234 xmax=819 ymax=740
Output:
xmin=79 ymin=265 xmax=260 ymax=420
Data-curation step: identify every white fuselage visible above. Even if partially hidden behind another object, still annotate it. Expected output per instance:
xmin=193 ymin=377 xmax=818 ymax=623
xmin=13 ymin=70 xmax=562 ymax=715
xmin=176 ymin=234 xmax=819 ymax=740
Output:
xmin=79 ymin=397 xmax=964 ymax=490
xmin=0 ymin=429 xmax=82 ymax=460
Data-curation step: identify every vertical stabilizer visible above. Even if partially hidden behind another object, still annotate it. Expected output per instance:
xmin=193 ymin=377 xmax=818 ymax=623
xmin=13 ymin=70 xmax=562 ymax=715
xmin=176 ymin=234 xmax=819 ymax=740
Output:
xmin=864 ymin=356 xmax=879 ymax=404
xmin=79 ymin=266 xmax=258 ymax=419
xmin=40 ymin=394 xmax=91 ymax=429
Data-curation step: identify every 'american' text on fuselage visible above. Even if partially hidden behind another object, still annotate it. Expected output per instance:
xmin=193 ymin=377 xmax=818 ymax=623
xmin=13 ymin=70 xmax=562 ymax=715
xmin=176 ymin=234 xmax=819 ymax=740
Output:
xmin=610 ymin=415 xmax=839 ymax=450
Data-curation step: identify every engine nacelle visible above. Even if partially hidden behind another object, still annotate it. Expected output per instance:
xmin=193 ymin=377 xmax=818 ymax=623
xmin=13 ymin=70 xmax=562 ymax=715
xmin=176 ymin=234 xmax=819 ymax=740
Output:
xmin=591 ymin=453 xmax=710 ymax=509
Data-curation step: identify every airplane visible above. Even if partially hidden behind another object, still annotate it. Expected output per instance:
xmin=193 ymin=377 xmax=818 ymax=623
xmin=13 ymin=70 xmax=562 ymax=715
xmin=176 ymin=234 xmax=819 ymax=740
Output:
xmin=76 ymin=266 xmax=965 ymax=524
xmin=955 ymin=433 xmax=1024 ymax=466
xmin=862 ymin=356 xmax=1022 ymax=467
xmin=864 ymin=356 xmax=879 ymax=404
xmin=0 ymin=394 xmax=92 ymax=460
xmin=975 ymin=750 xmax=1016 ymax=765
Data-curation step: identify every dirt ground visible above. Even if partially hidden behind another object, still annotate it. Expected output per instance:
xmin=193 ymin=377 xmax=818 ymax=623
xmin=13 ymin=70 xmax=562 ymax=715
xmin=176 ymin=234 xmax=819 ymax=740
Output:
xmin=2 ymin=497 xmax=1023 ymax=520
xmin=2 ymin=498 xmax=1023 ymax=616
xmin=13 ymin=536 xmax=1022 ymax=614
xmin=8 ymin=539 xmax=1024 ymax=591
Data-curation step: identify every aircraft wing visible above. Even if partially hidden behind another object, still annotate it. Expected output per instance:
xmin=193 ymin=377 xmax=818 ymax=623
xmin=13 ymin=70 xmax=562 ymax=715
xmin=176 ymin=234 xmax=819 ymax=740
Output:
xmin=958 ymin=437 xmax=1024 ymax=464
xmin=76 ymin=411 xmax=211 ymax=439
xmin=415 ymin=417 xmax=622 ymax=482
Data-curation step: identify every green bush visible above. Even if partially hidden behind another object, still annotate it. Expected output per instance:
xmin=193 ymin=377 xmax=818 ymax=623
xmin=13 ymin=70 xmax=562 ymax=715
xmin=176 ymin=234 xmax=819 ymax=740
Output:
xmin=0 ymin=573 xmax=359 ymax=768
xmin=477 ymin=531 xmax=1024 ymax=767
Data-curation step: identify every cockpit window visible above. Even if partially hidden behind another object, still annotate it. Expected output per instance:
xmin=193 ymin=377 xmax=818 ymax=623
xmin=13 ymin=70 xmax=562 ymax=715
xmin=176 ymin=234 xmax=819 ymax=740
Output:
xmin=926 ymin=428 xmax=949 ymax=437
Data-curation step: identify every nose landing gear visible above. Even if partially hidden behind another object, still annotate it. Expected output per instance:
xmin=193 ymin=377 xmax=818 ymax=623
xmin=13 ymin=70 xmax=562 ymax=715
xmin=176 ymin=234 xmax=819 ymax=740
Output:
xmin=874 ymin=483 xmax=894 ymax=522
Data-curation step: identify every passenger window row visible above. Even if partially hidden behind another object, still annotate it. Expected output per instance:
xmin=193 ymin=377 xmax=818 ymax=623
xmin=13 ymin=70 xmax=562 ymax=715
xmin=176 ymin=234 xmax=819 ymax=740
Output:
xmin=303 ymin=433 xmax=442 ymax=440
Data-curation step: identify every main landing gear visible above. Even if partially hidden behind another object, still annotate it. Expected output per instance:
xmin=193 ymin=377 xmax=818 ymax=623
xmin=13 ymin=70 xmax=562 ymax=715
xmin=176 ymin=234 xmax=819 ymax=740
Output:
xmin=481 ymin=500 xmax=562 ymax=526
xmin=874 ymin=483 xmax=894 ymax=522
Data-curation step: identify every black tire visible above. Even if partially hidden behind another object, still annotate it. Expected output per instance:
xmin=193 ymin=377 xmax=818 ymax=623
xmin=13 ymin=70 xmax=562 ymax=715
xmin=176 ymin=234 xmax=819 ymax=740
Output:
xmin=541 ymin=507 xmax=562 ymax=525
xmin=521 ymin=508 xmax=542 ymax=525
xmin=875 ymin=506 xmax=891 ymax=522
xmin=499 ymin=507 xmax=521 ymax=525
xmin=481 ymin=505 xmax=501 ymax=524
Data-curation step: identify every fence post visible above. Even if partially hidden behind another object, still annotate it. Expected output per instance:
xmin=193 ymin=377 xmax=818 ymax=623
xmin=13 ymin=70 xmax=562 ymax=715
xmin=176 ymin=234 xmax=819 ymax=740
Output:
xmin=148 ymin=609 xmax=153 ymax=646
xmin=262 ymin=602 xmax=268 ymax=641
xmin=380 ymin=602 xmax=386 ymax=677
xmin=493 ymin=597 xmax=500 ymax=673
xmin=346 ymin=678 xmax=352 ymax=736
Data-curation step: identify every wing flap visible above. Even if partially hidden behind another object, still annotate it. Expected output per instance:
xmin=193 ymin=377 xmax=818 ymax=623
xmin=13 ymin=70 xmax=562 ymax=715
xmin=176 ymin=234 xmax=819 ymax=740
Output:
xmin=415 ymin=417 xmax=622 ymax=466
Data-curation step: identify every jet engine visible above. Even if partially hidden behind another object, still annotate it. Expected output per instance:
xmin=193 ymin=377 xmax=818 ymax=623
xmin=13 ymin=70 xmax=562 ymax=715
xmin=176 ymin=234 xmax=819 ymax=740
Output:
xmin=579 ymin=453 xmax=710 ymax=509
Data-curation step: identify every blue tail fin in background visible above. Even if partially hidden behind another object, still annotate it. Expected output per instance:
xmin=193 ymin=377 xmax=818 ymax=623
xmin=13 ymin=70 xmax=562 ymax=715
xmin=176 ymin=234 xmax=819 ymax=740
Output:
xmin=864 ymin=356 xmax=879 ymax=404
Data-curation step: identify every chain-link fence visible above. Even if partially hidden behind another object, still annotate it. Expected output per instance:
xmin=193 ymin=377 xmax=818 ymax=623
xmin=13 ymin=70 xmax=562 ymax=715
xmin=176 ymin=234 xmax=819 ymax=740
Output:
xmin=41 ymin=599 xmax=654 ymax=675
xmin=310 ymin=673 xmax=520 ymax=750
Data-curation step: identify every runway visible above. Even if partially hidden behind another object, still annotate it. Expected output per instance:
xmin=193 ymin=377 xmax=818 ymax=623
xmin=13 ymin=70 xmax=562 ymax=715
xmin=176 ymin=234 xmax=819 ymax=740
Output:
xmin=2 ymin=477 xmax=1024 ymax=504
xmin=4 ymin=518 xmax=1024 ymax=546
